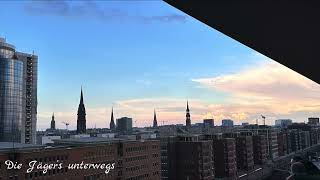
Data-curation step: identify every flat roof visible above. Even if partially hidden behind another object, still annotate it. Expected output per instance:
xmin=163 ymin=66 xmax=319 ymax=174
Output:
xmin=53 ymin=137 xmax=159 ymax=145
xmin=0 ymin=142 xmax=44 ymax=151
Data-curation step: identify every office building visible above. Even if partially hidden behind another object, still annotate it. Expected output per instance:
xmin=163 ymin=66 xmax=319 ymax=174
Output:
xmin=117 ymin=117 xmax=133 ymax=132
xmin=310 ymin=127 xmax=320 ymax=146
xmin=288 ymin=129 xmax=301 ymax=152
xmin=0 ymin=138 xmax=161 ymax=180
xmin=203 ymin=118 xmax=214 ymax=128
xmin=213 ymin=138 xmax=237 ymax=179
xmin=252 ymin=135 xmax=267 ymax=164
xmin=253 ymin=127 xmax=279 ymax=159
xmin=275 ymin=119 xmax=292 ymax=128
xmin=299 ymin=130 xmax=311 ymax=149
xmin=222 ymin=119 xmax=234 ymax=127
xmin=235 ymin=136 xmax=254 ymax=171
xmin=175 ymin=136 xmax=214 ymax=180
xmin=161 ymin=135 xmax=214 ymax=180
xmin=308 ymin=117 xmax=320 ymax=125
xmin=277 ymin=131 xmax=288 ymax=156
xmin=242 ymin=122 xmax=249 ymax=126
xmin=0 ymin=37 xmax=38 ymax=144
xmin=159 ymin=136 xmax=178 ymax=180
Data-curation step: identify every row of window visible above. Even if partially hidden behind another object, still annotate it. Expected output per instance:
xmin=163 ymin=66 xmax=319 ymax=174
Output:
xmin=25 ymin=167 xmax=69 ymax=179
xmin=126 ymin=146 xmax=147 ymax=152
xmin=25 ymin=155 xmax=69 ymax=164
xmin=125 ymin=164 xmax=147 ymax=172
xmin=83 ymin=148 xmax=115 ymax=160
xmin=125 ymin=173 xmax=149 ymax=180
xmin=84 ymin=171 xmax=113 ymax=180
xmin=125 ymin=155 xmax=148 ymax=162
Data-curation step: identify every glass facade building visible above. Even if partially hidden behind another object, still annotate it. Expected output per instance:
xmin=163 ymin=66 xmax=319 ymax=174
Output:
xmin=0 ymin=37 xmax=38 ymax=144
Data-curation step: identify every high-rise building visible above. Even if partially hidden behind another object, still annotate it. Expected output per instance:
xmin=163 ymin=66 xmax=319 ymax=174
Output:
xmin=116 ymin=117 xmax=132 ymax=132
xmin=109 ymin=107 xmax=115 ymax=130
xmin=275 ymin=119 xmax=292 ymax=128
xmin=212 ymin=138 xmax=237 ymax=179
xmin=299 ymin=130 xmax=311 ymax=149
xmin=186 ymin=101 xmax=191 ymax=127
xmin=153 ymin=109 xmax=158 ymax=128
xmin=308 ymin=117 xmax=319 ymax=125
xmin=235 ymin=136 xmax=254 ymax=171
xmin=222 ymin=119 xmax=234 ymax=127
xmin=310 ymin=127 xmax=320 ymax=146
xmin=76 ymin=88 xmax=86 ymax=134
xmin=252 ymin=135 xmax=267 ymax=165
xmin=0 ymin=37 xmax=38 ymax=144
xmin=288 ymin=129 xmax=301 ymax=152
xmin=160 ymin=135 xmax=215 ymax=180
xmin=277 ymin=131 xmax=288 ymax=156
xmin=203 ymin=119 xmax=214 ymax=128
xmin=175 ymin=136 xmax=214 ymax=180
xmin=241 ymin=126 xmax=279 ymax=159
xmin=50 ymin=113 xmax=55 ymax=130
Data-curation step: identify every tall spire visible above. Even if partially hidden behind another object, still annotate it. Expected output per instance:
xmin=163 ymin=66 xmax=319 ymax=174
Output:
xmin=51 ymin=112 xmax=55 ymax=130
xmin=187 ymin=100 xmax=190 ymax=111
xmin=110 ymin=107 xmax=116 ymax=130
xmin=186 ymin=100 xmax=191 ymax=127
xmin=153 ymin=109 xmax=158 ymax=128
xmin=80 ymin=86 xmax=84 ymax=105
xmin=77 ymin=87 xmax=86 ymax=134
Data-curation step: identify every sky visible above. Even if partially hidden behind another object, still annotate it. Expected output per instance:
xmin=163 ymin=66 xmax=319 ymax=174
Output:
xmin=1 ymin=1 xmax=320 ymax=130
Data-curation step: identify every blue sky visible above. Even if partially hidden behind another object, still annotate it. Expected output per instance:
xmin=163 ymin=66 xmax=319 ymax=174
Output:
xmin=1 ymin=1 xmax=318 ymax=130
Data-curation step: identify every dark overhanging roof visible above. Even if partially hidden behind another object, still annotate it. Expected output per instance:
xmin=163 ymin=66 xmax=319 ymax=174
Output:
xmin=164 ymin=1 xmax=320 ymax=84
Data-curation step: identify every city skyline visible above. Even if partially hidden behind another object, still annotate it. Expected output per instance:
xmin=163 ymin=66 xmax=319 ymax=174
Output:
xmin=1 ymin=1 xmax=320 ymax=130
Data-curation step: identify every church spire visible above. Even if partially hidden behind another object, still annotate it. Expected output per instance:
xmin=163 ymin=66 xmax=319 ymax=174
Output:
xmin=187 ymin=100 xmax=190 ymax=111
xmin=153 ymin=109 xmax=158 ymax=128
xmin=80 ymin=86 xmax=84 ymax=105
xmin=51 ymin=112 xmax=55 ymax=130
xmin=77 ymin=87 xmax=86 ymax=134
xmin=110 ymin=107 xmax=116 ymax=130
xmin=186 ymin=100 xmax=191 ymax=127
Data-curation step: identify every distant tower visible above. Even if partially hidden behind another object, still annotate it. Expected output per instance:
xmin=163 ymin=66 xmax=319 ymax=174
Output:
xmin=51 ymin=113 xmax=55 ymax=130
xmin=77 ymin=88 xmax=86 ymax=134
xmin=153 ymin=109 xmax=158 ymax=128
xmin=186 ymin=101 xmax=191 ymax=127
xmin=110 ymin=107 xmax=116 ymax=130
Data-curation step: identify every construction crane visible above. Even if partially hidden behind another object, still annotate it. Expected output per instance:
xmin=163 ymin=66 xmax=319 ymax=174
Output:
xmin=261 ymin=115 xmax=266 ymax=126
xmin=62 ymin=122 xmax=70 ymax=130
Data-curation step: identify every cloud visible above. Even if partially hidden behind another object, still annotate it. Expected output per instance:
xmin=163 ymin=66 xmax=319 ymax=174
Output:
xmin=24 ymin=1 xmax=187 ymax=24
xmin=192 ymin=54 xmax=320 ymax=116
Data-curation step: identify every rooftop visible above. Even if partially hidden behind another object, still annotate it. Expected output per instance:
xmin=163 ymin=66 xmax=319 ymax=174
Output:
xmin=0 ymin=142 xmax=44 ymax=151
xmin=53 ymin=136 xmax=158 ymax=145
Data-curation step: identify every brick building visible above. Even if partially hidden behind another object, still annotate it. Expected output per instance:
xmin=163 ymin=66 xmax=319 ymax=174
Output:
xmin=160 ymin=135 xmax=214 ymax=180
xmin=235 ymin=136 xmax=254 ymax=171
xmin=277 ymin=131 xmax=288 ymax=156
xmin=0 ymin=138 xmax=161 ymax=180
xmin=212 ymin=138 xmax=237 ymax=179
xmin=252 ymin=135 xmax=267 ymax=165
